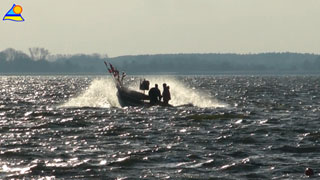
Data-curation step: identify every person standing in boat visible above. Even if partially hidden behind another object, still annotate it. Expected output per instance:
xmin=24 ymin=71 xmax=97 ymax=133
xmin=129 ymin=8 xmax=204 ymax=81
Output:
xmin=162 ymin=83 xmax=171 ymax=105
xmin=148 ymin=84 xmax=161 ymax=105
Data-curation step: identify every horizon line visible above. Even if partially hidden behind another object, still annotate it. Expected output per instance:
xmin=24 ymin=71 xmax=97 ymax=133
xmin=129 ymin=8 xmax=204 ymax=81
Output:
xmin=1 ymin=48 xmax=320 ymax=58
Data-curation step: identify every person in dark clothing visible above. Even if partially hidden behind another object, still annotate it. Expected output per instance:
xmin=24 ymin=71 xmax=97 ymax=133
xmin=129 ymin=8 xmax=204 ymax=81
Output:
xmin=161 ymin=83 xmax=166 ymax=101
xmin=148 ymin=84 xmax=161 ymax=105
xmin=162 ymin=84 xmax=171 ymax=105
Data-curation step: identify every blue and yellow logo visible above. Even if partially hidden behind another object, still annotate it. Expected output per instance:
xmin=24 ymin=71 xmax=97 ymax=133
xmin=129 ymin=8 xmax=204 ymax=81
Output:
xmin=3 ymin=4 xmax=24 ymax=22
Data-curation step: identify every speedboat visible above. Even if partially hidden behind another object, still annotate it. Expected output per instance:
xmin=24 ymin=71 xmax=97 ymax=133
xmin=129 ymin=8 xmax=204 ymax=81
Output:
xmin=104 ymin=61 xmax=172 ymax=107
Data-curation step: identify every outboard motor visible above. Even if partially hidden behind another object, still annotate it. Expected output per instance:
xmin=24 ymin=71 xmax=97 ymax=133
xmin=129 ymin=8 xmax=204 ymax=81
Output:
xmin=140 ymin=79 xmax=150 ymax=90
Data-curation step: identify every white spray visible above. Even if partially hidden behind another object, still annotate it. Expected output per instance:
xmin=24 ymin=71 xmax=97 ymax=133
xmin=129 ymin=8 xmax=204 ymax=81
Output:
xmin=59 ymin=78 xmax=120 ymax=108
xmin=129 ymin=77 xmax=226 ymax=108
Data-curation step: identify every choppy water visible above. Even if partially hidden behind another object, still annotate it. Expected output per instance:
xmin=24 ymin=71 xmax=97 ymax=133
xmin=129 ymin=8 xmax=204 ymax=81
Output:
xmin=0 ymin=75 xmax=319 ymax=179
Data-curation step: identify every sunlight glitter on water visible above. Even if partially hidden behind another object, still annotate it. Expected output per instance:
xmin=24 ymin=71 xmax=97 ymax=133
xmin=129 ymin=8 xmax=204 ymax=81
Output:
xmin=0 ymin=75 xmax=319 ymax=179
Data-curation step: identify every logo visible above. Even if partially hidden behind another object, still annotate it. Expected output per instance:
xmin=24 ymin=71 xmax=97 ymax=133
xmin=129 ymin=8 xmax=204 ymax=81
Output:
xmin=3 ymin=4 xmax=24 ymax=22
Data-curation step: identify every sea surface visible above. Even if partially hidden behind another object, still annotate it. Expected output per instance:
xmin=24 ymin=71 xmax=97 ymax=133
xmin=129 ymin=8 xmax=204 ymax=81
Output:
xmin=0 ymin=75 xmax=319 ymax=179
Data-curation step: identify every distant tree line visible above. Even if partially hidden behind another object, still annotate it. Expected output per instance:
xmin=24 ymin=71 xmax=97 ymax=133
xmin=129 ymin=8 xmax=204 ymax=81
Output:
xmin=0 ymin=48 xmax=320 ymax=74
xmin=0 ymin=48 xmax=106 ymax=73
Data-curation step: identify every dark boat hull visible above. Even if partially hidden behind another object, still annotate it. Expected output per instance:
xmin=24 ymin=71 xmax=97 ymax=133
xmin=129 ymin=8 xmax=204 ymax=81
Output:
xmin=116 ymin=86 xmax=149 ymax=107
xmin=116 ymin=86 xmax=172 ymax=107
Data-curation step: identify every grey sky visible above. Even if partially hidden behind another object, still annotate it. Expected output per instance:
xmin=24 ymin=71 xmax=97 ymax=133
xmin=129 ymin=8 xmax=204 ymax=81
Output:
xmin=0 ymin=0 xmax=320 ymax=57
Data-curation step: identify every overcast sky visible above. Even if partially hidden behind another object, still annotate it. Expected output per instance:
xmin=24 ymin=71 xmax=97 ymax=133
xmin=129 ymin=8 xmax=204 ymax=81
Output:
xmin=0 ymin=0 xmax=320 ymax=57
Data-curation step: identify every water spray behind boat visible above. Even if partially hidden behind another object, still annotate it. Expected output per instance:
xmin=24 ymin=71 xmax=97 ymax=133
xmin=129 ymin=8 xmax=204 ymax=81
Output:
xmin=60 ymin=76 xmax=225 ymax=108
xmin=59 ymin=78 xmax=120 ymax=108
xmin=128 ymin=76 xmax=225 ymax=108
